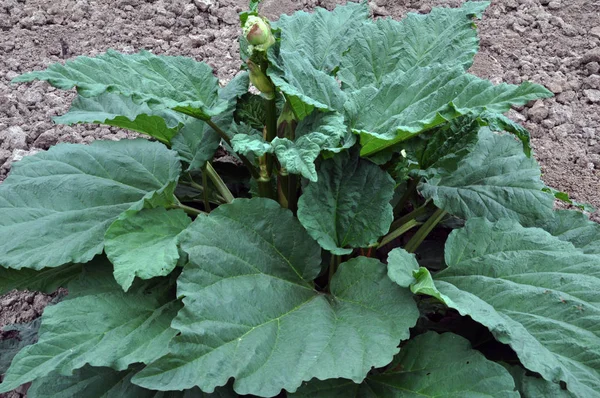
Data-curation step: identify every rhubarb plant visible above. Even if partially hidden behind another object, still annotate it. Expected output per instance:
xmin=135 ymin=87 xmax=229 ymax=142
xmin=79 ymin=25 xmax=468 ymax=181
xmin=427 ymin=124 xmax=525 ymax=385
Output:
xmin=1 ymin=1 xmax=599 ymax=397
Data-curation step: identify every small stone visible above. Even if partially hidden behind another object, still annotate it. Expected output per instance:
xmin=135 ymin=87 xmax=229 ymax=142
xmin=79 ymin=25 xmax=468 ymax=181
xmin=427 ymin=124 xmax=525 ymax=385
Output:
xmin=584 ymin=89 xmax=600 ymax=103
xmin=57 ymin=131 xmax=84 ymax=144
xmin=23 ymin=89 xmax=44 ymax=105
xmin=0 ymin=149 xmax=11 ymax=165
xmin=546 ymin=79 xmax=564 ymax=94
xmin=541 ymin=119 xmax=556 ymax=129
xmin=188 ymin=34 xmax=206 ymax=48
xmin=582 ymin=48 xmax=600 ymax=65
xmin=507 ymin=109 xmax=527 ymax=123
xmin=547 ymin=0 xmax=561 ymax=9
xmin=193 ymin=0 xmax=213 ymax=12
xmin=33 ymin=130 xmax=60 ymax=149
xmin=550 ymin=105 xmax=573 ymax=124
xmin=584 ymin=74 xmax=600 ymax=89
xmin=583 ymin=127 xmax=596 ymax=139
xmin=155 ymin=16 xmax=175 ymax=28
xmin=587 ymin=62 xmax=600 ymax=76
xmin=31 ymin=10 xmax=47 ymax=25
xmin=213 ymin=7 xmax=239 ymax=25
xmin=512 ymin=23 xmax=528 ymax=34
xmin=418 ymin=4 xmax=432 ymax=13
xmin=5 ymin=71 xmax=19 ymax=81
xmin=590 ymin=26 xmax=600 ymax=39
xmin=33 ymin=294 xmax=50 ymax=309
xmin=10 ymin=148 xmax=41 ymax=164
xmin=181 ymin=3 xmax=197 ymax=18
xmin=369 ymin=1 xmax=389 ymax=16
xmin=1 ymin=295 xmax=19 ymax=307
xmin=0 ymin=126 xmax=28 ymax=150
xmin=20 ymin=17 xmax=34 ymax=29
xmin=568 ymin=79 xmax=583 ymax=91
xmin=552 ymin=123 xmax=574 ymax=140
xmin=590 ymin=154 xmax=600 ymax=169
xmin=556 ymin=90 xmax=576 ymax=104
xmin=527 ymin=102 xmax=549 ymax=122
xmin=193 ymin=15 xmax=207 ymax=28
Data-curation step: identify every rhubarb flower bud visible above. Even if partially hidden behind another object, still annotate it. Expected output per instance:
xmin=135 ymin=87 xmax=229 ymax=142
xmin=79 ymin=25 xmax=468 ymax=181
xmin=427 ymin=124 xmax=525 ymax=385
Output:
xmin=247 ymin=60 xmax=275 ymax=99
xmin=243 ymin=15 xmax=275 ymax=51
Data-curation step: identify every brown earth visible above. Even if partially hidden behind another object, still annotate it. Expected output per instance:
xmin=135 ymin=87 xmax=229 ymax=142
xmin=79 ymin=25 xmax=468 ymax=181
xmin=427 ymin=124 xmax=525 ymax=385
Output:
xmin=1 ymin=0 xmax=599 ymax=396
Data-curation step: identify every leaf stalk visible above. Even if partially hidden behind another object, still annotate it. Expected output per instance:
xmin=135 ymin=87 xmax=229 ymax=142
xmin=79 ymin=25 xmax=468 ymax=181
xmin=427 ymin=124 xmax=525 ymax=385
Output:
xmin=205 ymin=118 xmax=260 ymax=180
xmin=404 ymin=207 xmax=447 ymax=253
xmin=205 ymin=162 xmax=235 ymax=203
xmin=328 ymin=255 xmax=342 ymax=288
xmin=200 ymin=166 xmax=211 ymax=212
xmin=378 ymin=219 xmax=422 ymax=249
xmin=394 ymin=177 xmax=421 ymax=217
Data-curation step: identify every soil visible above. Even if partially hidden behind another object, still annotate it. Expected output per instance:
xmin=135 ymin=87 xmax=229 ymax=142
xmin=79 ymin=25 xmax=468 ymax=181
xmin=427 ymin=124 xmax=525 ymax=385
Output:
xmin=0 ymin=0 xmax=599 ymax=396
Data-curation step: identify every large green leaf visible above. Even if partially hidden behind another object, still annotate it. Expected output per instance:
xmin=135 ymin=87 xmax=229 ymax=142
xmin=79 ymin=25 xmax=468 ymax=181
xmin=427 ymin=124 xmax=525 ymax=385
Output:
xmin=272 ymin=2 xmax=370 ymax=74
xmin=233 ymin=92 xmax=284 ymax=131
xmin=0 ymin=264 xmax=82 ymax=295
xmin=54 ymin=93 xmax=187 ymax=144
xmin=231 ymin=132 xmax=272 ymax=157
xmin=27 ymin=365 xmax=235 ymax=398
xmin=297 ymin=151 xmax=395 ymax=254
xmin=234 ymin=93 xmax=269 ymax=131
xmin=0 ymin=262 xmax=181 ymax=393
xmin=104 ymin=208 xmax=191 ymax=291
xmin=0 ymin=318 xmax=41 ymax=375
xmin=417 ymin=128 xmax=554 ymax=225
xmin=267 ymin=2 xmax=370 ymax=114
xmin=268 ymin=49 xmax=346 ymax=115
xmin=295 ymin=111 xmax=354 ymax=154
xmin=292 ymin=332 xmax=518 ymax=397
xmin=338 ymin=2 xmax=490 ymax=90
xmin=346 ymin=65 xmax=552 ymax=156
xmin=479 ymin=111 xmax=534 ymax=157
xmin=508 ymin=366 xmax=575 ymax=398
xmin=171 ymin=119 xmax=222 ymax=171
xmin=172 ymin=72 xmax=249 ymax=171
xmin=386 ymin=248 xmax=453 ymax=305
xmin=132 ymin=198 xmax=418 ymax=396
xmin=537 ymin=210 xmax=600 ymax=255
xmin=272 ymin=136 xmax=322 ymax=182
xmin=13 ymin=50 xmax=225 ymax=120
xmin=434 ymin=218 xmax=600 ymax=397
xmin=404 ymin=115 xmax=481 ymax=172
xmin=0 ymin=139 xmax=181 ymax=270
xmin=234 ymin=111 xmax=352 ymax=181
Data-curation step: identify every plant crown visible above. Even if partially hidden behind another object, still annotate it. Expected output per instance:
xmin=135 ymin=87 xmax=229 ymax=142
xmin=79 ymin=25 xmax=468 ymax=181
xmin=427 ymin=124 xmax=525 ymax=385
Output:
xmin=1 ymin=1 xmax=598 ymax=397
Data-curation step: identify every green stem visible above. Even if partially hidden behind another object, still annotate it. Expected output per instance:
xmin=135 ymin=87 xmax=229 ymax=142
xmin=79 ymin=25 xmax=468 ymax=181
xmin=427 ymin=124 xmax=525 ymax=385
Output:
xmin=276 ymin=100 xmax=298 ymax=209
xmin=174 ymin=201 xmax=204 ymax=216
xmin=257 ymin=155 xmax=276 ymax=199
xmin=278 ymin=169 xmax=290 ymax=208
xmin=265 ymin=97 xmax=278 ymax=175
xmin=205 ymin=119 xmax=260 ymax=180
xmin=378 ymin=219 xmax=422 ymax=249
xmin=200 ymin=166 xmax=211 ymax=212
xmin=328 ymin=255 xmax=341 ymax=288
xmin=404 ymin=207 xmax=447 ymax=253
xmin=394 ymin=177 xmax=421 ymax=217
xmin=205 ymin=162 xmax=235 ymax=203
xmin=390 ymin=202 xmax=429 ymax=231
xmin=179 ymin=179 xmax=226 ymax=203
xmin=287 ymin=174 xmax=298 ymax=214
xmin=258 ymin=178 xmax=274 ymax=199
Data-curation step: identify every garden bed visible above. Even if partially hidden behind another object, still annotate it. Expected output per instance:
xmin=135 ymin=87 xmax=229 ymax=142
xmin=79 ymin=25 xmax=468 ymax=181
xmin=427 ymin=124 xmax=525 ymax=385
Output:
xmin=1 ymin=0 xmax=599 ymax=396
